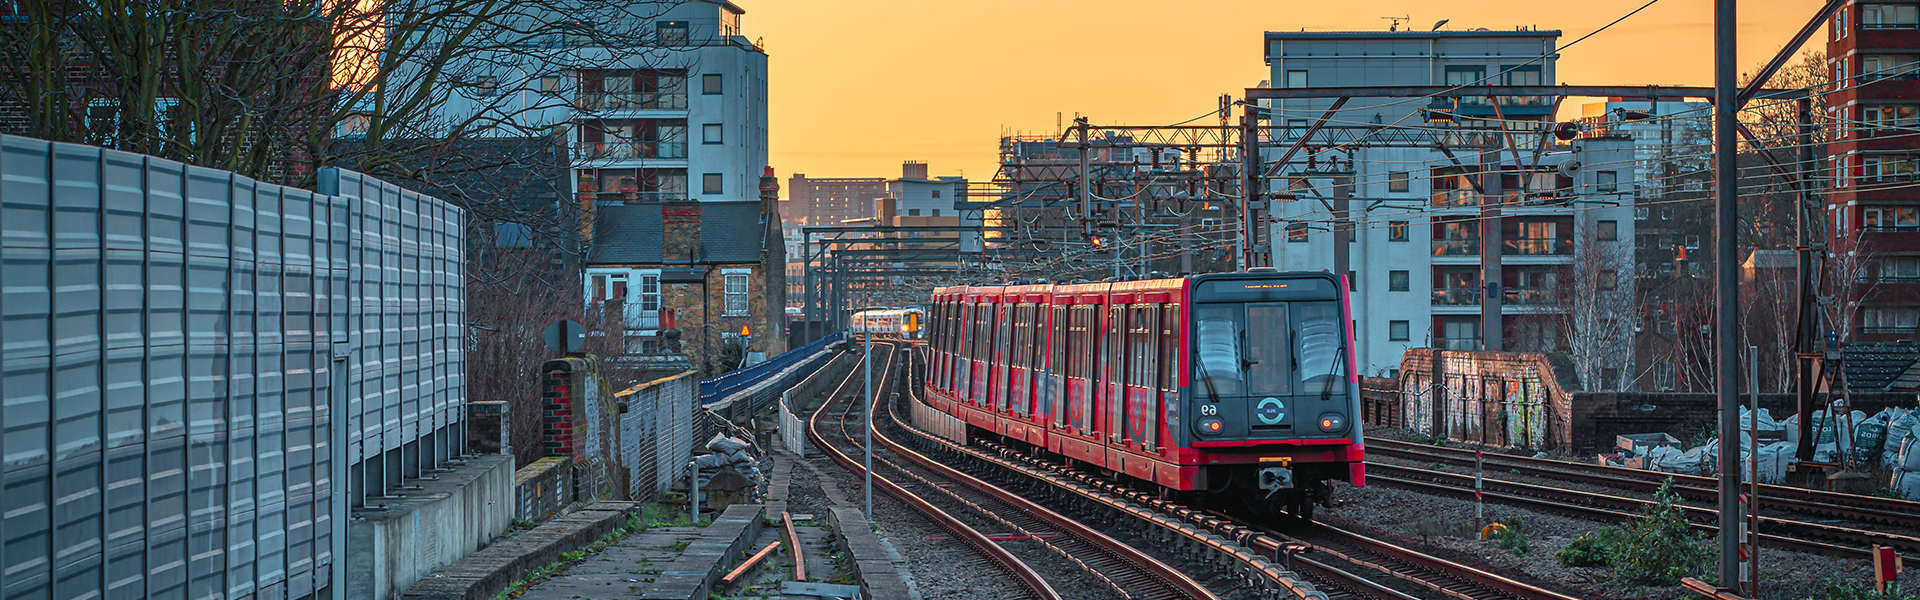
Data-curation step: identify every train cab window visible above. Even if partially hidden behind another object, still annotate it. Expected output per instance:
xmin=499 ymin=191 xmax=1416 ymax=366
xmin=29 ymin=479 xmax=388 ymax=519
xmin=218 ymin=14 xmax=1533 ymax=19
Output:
xmin=1193 ymin=305 xmax=1246 ymax=397
xmin=1246 ymin=304 xmax=1293 ymax=396
xmin=1295 ymin=301 xmax=1347 ymax=392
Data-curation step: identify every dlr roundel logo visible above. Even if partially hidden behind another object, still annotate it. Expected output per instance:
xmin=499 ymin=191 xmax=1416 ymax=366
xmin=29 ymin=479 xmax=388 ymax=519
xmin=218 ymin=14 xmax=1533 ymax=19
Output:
xmin=1255 ymin=397 xmax=1287 ymax=425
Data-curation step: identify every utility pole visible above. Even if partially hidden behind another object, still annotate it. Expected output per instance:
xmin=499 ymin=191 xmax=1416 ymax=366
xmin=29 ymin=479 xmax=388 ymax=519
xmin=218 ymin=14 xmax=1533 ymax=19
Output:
xmin=1239 ymin=103 xmax=1261 ymax=271
xmin=1480 ymin=149 xmax=1504 ymax=351
xmin=1713 ymin=0 xmax=1746 ymax=587
xmin=1794 ymin=97 xmax=1821 ymax=461
xmin=863 ymin=333 xmax=874 ymax=521
xmin=1332 ymin=172 xmax=1354 ymax=293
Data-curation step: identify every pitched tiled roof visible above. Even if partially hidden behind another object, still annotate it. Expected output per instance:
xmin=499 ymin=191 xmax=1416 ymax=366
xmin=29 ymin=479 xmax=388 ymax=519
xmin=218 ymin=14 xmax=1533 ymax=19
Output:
xmin=586 ymin=202 xmax=767 ymax=265
xmin=1842 ymin=342 xmax=1920 ymax=391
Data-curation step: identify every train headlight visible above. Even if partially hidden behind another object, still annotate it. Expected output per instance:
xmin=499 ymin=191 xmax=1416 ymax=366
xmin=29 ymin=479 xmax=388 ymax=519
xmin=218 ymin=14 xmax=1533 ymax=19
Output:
xmin=1317 ymin=413 xmax=1347 ymax=433
xmin=1198 ymin=417 xmax=1224 ymax=435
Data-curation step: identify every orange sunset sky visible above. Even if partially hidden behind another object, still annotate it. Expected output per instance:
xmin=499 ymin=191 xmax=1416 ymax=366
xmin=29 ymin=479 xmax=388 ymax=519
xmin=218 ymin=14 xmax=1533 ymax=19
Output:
xmin=750 ymin=0 xmax=1827 ymax=183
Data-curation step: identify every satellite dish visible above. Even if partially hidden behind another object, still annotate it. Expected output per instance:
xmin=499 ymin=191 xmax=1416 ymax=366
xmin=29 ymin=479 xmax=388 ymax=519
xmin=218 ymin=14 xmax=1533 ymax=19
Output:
xmin=1432 ymin=19 xmax=1450 ymax=31
xmin=1558 ymin=160 xmax=1582 ymax=178
xmin=544 ymin=319 xmax=586 ymax=354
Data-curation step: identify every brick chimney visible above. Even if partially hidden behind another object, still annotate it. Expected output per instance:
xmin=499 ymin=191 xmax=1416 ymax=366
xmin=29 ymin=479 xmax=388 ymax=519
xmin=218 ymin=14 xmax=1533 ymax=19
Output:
xmin=759 ymin=166 xmax=780 ymax=216
xmin=662 ymin=202 xmax=702 ymax=262
xmin=902 ymin=160 xmax=928 ymax=180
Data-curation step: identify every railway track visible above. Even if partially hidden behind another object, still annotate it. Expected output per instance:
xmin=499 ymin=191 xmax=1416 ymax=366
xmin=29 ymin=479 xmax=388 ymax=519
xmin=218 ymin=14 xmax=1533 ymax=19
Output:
xmin=1365 ymin=437 xmax=1919 ymax=564
xmin=875 ymin=345 xmax=1585 ymax=600
xmin=807 ymin=340 xmax=1219 ymax=600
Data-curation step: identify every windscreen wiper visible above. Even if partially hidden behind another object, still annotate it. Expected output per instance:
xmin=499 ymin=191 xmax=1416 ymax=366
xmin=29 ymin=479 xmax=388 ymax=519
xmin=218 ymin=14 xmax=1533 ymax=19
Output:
xmin=1319 ymin=347 xmax=1348 ymax=402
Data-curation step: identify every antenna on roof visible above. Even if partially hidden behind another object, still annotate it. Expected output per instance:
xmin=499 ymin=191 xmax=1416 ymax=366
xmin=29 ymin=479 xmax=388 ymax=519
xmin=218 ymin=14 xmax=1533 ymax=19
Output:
xmin=1382 ymin=15 xmax=1408 ymax=31
xmin=1431 ymin=19 xmax=1450 ymax=31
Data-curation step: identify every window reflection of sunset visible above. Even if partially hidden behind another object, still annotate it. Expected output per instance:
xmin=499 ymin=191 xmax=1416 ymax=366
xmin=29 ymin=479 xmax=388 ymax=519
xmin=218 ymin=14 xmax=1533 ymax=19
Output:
xmin=331 ymin=0 xmax=382 ymax=91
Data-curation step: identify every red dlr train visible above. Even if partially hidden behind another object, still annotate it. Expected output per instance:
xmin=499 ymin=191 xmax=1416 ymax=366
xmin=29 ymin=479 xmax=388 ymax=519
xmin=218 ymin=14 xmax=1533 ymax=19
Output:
xmin=921 ymin=269 xmax=1365 ymax=518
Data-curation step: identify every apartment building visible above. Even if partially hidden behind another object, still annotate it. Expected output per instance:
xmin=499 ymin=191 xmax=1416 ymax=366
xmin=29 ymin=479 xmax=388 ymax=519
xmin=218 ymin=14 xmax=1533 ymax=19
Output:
xmin=1829 ymin=0 xmax=1920 ymax=341
xmin=785 ymin=174 xmax=889 ymax=227
xmin=1262 ymin=27 xmax=1641 ymax=389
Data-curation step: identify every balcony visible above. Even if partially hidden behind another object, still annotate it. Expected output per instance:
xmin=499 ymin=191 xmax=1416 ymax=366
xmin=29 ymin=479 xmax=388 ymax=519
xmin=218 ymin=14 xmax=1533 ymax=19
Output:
xmin=574 ymin=141 xmax=688 ymax=161
xmin=1502 ymin=288 xmax=1559 ymax=306
xmin=588 ymin=190 xmax=689 ymax=203
xmin=580 ymin=91 xmax=688 ymax=111
xmin=1432 ymin=239 xmax=1480 ymax=256
xmin=1504 ymin=237 xmax=1571 ymax=256
xmin=1432 ymin=287 xmax=1481 ymax=306
xmin=1862 ymin=327 xmax=1920 ymax=335
xmin=1439 ymin=337 xmax=1481 ymax=350
xmin=1432 ymin=190 xmax=1478 ymax=207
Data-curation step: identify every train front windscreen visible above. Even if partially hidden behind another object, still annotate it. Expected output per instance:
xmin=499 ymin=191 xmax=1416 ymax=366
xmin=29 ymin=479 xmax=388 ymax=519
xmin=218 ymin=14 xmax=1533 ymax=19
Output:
xmin=1186 ymin=275 xmax=1353 ymax=442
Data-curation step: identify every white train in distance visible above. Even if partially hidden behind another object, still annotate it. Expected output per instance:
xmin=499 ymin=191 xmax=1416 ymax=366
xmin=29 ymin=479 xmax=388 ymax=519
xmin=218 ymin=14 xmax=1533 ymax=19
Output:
xmin=850 ymin=307 xmax=925 ymax=338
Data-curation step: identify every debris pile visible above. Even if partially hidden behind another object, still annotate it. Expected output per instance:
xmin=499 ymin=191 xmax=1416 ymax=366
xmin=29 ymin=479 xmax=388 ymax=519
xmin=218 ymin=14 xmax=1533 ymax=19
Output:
xmin=691 ymin=433 xmax=765 ymax=510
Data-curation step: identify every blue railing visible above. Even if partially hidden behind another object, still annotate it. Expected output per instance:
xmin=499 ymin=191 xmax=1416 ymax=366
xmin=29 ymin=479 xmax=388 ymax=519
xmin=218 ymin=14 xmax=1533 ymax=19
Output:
xmin=700 ymin=330 xmax=846 ymax=404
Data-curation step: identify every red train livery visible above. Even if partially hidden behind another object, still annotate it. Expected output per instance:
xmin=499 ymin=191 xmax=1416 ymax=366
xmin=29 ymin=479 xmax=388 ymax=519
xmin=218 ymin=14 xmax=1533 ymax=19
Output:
xmin=921 ymin=270 xmax=1365 ymax=517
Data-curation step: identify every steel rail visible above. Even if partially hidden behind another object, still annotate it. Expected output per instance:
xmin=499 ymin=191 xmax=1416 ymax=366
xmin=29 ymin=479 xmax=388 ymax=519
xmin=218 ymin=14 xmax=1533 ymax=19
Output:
xmin=897 ymin=357 xmax=1580 ymax=599
xmin=863 ymin=351 xmax=1221 ymax=600
xmin=1367 ymin=436 xmax=1920 ymax=527
xmin=803 ymin=343 xmax=1061 ymax=600
xmin=1362 ymin=463 xmax=1893 ymax=563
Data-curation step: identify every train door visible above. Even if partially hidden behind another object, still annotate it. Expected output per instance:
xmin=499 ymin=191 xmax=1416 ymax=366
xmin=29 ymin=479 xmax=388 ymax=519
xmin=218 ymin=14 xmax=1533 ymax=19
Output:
xmin=1009 ymin=304 xmax=1033 ymax=417
xmin=991 ymin=302 xmax=1013 ymax=412
xmin=971 ymin=302 xmax=991 ymax=406
xmin=1067 ymin=305 xmax=1093 ymax=433
xmin=954 ymin=302 xmax=971 ymax=400
xmin=1153 ymin=304 xmax=1180 ymax=453
xmin=1102 ymin=305 xmax=1126 ymax=444
xmin=1125 ymin=304 xmax=1159 ymax=449
xmin=1047 ymin=304 xmax=1068 ymax=428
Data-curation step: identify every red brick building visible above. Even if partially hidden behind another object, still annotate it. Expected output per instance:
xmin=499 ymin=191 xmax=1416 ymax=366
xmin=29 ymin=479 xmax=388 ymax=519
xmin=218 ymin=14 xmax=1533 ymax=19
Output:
xmin=1829 ymin=0 xmax=1920 ymax=340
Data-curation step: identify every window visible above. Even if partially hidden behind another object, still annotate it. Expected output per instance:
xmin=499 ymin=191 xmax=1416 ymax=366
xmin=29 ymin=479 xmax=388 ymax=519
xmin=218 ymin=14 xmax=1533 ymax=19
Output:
xmin=1389 ymin=221 xmax=1409 ymax=241
xmin=1864 ymin=156 xmax=1920 ymax=182
xmin=1596 ymin=170 xmax=1619 ymax=193
xmin=1444 ymin=65 xmax=1486 ymax=86
xmin=1598 ymin=220 xmax=1618 ymax=241
xmin=1388 ymin=171 xmax=1411 ymax=192
xmin=1635 ymin=206 xmax=1650 ymax=220
xmin=907 ymin=209 xmax=921 ymax=216
xmin=1864 ymin=54 xmax=1920 ymax=80
xmin=1598 ymin=269 xmax=1618 ymax=291
xmin=1836 ymin=3 xmax=1850 ymax=37
xmin=1865 ymin=3 xmax=1920 ymax=29
xmin=1287 ymin=222 xmax=1309 ymax=242
xmin=1656 ymin=363 xmax=1675 ymax=391
xmin=1864 ymin=307 xmax=1920 ymax=333
xmin=1389 ymin=270 xmax=1409 ymax=292
xmin=931 ymin=190 xmax=941 ymax=198
xmin=1286 ymin=70 xmax=1309 ymax=88
xmin=1864 ymin=106 xmax=1920 ymax=131
xmin=1501 ymin=65 xmax=1543 ymax=86
xmin=639 ymin=273 xmax=661 ymax=311
xmin=657 ymin=20 xmax=690 ymax=45
xmin=703 ymin=73 xmax=723 ymax=95
xmin=539 ymin=76 xmax=562 ymax=93
xmin=1883 ymin=257 xmax=1920 ymax=282
xmin=1286 ymin=118 xmax=1308 ymax=139
xmin=703 ymin=173 xmax=723 ymax=194
xmin=703 ymin=123 xmax=723 ymax=144
xmin=1865 ymin=206 xmax=1920 ymax=230
xmin=723 ymin=273 xmax=750 ymax=316
xmin=1388 ymin=320 xmax=1410 ymax=341
xmin=472 ymin=76 xmax=500 ymax=96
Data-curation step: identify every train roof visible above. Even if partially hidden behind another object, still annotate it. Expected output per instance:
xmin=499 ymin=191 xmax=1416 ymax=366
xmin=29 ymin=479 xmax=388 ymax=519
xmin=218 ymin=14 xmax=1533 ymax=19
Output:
xmin=927 ymin=271 xmax=1341 ymax=301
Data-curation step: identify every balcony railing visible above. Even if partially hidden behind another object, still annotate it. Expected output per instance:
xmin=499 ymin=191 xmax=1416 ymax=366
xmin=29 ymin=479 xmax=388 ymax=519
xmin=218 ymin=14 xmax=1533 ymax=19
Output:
xmin=1432 ymin=287 xmax=1481 ymax=306
xmin=1502 ymin=288 xmax=1559 ymax=306
xmin=579 ymin=91 xmax=688 ymax=111
xmin=1504 ymin=237 xmax=1571 ymax=256
xmin=1432 ymin=239 xmax=1480 ymax=256
xmin=1432 ymin=190 xmax=1478 ymax=207
xmin=1861 ymin=326 xmax=1920 ymax=335
xmin=1867 ymin=224 xmax=1920 ymax=232
xmin=1439 ymin=337 xmax=1481 ymax=350
xmin=1860 ymin=275 xmax=1920 ymax=283
xmin=586 ymin=190 xmax=689 ymax=203
xmin=574 ymin=141 xmax=687 ymax=161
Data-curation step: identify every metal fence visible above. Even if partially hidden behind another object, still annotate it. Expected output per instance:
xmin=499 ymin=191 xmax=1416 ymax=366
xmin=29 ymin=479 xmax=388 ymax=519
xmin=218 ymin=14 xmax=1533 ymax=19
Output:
xmin=699 ymin=330 xmax=845 ymax=404
xmin=0 ymin=135 xmax=464 ymax=600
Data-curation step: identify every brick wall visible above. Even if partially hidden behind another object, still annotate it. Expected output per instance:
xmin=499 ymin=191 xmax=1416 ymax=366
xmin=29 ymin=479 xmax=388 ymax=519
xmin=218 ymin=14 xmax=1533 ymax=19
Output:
xmin=513 ymin=457 xmax=574 ymax=522
xmin=1397 ymin=349 xmax=1580 ymax=451
xmin=1360 ymin=377 xmax=1402 ymax=430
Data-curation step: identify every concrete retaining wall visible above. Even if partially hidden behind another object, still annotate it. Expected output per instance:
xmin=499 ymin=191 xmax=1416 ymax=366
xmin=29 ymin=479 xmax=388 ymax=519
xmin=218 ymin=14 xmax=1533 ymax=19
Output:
xmin=347 ymin=455 xmax=514 ymax=600
xmin=639 ymin=504 xmax=766 ymax=600
xmin=400 ymin=502 xmax=640 ymax=600
xmin=826 ymin=507 xmax=917 ymax=600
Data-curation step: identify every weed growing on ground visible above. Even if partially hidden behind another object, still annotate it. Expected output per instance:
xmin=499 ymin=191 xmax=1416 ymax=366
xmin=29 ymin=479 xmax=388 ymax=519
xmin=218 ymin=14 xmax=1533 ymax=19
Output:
xmin=1551 ymin=479 xmax=1710 ymax=585
xmin=1492 ymin=516 xmax=1530 ymax=556
xmin=1555 ymin=530 xmax=1615 ymax=567
xmin=489 ymin=512 xmax=652 ymax=600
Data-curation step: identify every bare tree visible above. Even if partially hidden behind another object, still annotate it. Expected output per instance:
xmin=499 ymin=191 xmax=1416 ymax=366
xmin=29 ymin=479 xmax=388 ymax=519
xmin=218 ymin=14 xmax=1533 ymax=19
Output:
xmin=467 ymin=243 xmax=582 ymax=467
xmin=1561 ymin=221 xmax=1636 ymax=390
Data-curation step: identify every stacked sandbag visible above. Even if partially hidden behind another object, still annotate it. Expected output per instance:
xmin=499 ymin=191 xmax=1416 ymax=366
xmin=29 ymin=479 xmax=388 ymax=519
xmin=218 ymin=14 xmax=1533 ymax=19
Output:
xmin=692 ymin=433 xmax=765 ymax=503
xmin=1891 ymin=436 xmax=1920 ymax=500
xmin=1853 ymin=411 xmax=1891 ymax=467
xmin=1666 ymin=439 xmax=1718 ymax=476
xmin=1883 ymin=409 xmax=1919 ymax=470
xmin=1746 ymin=442 xmax=1797 ymax=484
